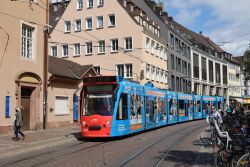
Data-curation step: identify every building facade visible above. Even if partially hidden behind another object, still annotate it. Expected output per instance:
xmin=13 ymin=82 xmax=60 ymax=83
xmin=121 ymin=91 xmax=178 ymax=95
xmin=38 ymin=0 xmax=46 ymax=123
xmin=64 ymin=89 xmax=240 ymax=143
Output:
xmin=234 ymin=55 xmax=250 ymax=108
xmin=49 ymin=0 xmax=169 ymax=89
xmin=48 ymin=0 xmax=169 ymax=124
xmin=224 ymin=55 xmax=242 ymax=106
xmin=167 ymin=21 xmax=192 ymax=93
xmin=168 ymin=20 xmax=228 ymax=101
xmin=0 ymin=0 xmax=47 ymax=133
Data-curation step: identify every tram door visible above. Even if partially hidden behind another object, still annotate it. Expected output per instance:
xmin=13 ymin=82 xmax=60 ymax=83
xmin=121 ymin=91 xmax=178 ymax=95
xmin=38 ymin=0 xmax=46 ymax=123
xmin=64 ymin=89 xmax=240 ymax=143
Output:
xmin=202 ymin=101 xmax=208 ymax=118
xmin=129 ymin=94 xmax=144 ymax=133
xmin=115 ymin=93 xmax=129 ymax=136
xmin=145 ymin=96 xmax=155 ymax=129
xmin=188 ymin=100 xmax=193 ymax=120
xmin=194 ymin=99 xmax=202 ymax=119
xmin=167 ymin=95 xmax=177 ymax=124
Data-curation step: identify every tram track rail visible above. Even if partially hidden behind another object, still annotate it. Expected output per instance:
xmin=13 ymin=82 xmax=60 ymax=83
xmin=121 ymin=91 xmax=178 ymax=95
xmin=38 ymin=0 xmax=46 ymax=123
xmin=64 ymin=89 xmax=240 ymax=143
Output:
xmin=118 ymin=124 xmax=205 ymax=167
xmin=0 ymin=140 xmax=108 ymax=167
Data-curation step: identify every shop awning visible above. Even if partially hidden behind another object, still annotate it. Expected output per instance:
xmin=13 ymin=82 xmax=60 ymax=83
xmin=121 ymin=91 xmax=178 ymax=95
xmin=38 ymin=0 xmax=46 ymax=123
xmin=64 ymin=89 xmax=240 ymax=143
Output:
xmin=234 ymin=98 xmax=244 ymax=104
xmin=244 ymin=98 xmax=250 ymax=104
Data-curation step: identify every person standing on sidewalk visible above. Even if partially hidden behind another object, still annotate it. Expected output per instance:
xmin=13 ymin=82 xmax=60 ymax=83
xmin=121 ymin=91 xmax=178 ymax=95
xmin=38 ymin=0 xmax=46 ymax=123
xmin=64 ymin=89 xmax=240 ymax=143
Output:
xmin=13 ymin=107 xmax=25 ymax=141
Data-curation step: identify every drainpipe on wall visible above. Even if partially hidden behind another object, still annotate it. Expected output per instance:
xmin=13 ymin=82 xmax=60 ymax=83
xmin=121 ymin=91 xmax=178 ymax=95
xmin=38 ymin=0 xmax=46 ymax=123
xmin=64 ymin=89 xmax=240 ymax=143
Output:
xmin=43 ymin=0 xmax=49 ymax=130
xmin=73 ymin=86 xmax=83 ymax=122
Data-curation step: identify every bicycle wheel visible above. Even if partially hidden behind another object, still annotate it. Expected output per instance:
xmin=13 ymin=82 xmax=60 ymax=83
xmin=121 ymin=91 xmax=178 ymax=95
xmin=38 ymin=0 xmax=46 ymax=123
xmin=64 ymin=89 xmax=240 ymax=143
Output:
xmin=236 ymin=153 xmax=249 ymax=167
xmin=215 ymin=149 xmax=226 ymax=167
xmin=211 ymin=128 xmax=217 ymax=148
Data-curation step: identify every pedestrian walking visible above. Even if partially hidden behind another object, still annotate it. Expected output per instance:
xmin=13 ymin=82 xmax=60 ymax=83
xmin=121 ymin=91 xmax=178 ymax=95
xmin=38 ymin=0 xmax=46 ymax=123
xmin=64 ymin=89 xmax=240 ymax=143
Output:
xmin=210 ymin=106 xmax=223 ymax=124
xmin=13 ymin=107 xmax=25 ymax=141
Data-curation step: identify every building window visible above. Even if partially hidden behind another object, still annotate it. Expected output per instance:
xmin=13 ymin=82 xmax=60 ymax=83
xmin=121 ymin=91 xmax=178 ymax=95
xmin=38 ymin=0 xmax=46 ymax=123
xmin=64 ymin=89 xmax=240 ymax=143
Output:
xmin=193 ymin=53 xmax=199 ymax=78
xmin=171 ymin=75 xmax=175 ymax=90
xmin=151 ymin=40 xmax=155 ymax=55
xmin=188 ymin=63 xmax=191 ymax=75
xmin=156 ymin=68 xmax=160 ymax=82
xmin=215 ymin=63 xmax=221 ymax=84
xmin=108 ymin=14 xmax=115 ymax=27
xmin=98 ymin=0 xmax=104 ymax=6
xmin=160 ymin=46 xmax=164 ymax=59
xmin=117 ymin=64 xmax=124 ymax=77
xmin=98 ymin=40 xmax=105 ymax=53
xmin=116 ymin=64 xmax=133 ymax=78
xmin=146 ymin=64 xmax=151 ymax=79
xmin=97 ymin=16 xmax=104 ymax=28
xmin=86 ymin=18 xmax=92 ymax=30
xmin=87 ymin=0 xmax=93 ymax=8
xmin=111 ymin=39 xmax=118 ymax=52
xmin=93 ymin=66 xmax=101 ymax=75
xmin=165 ymin=71 xmax=168 ymax=84
xmin=51 ymin=46 xmax=57 ymax=57
xmin=176 ymin=77 xmax=180 ymax=92
xmin=75 ymin=19 xmax=81 ymax=32
xmin=164 ymin=48 xmax=167 ymax=60
xmin=55 ymin=96 xmax=69 ymax=115
xmin=223 ymin=65 xmax=228 ymax=85
xmin=178 ymin=58 xmax=181 ymax=72
xmin=146 ymin=37 xmax=150 ymax=52
xmin=160 ymin=70 xmax=164 ymax=83
xmin=64 ymin=21 xmax=71 ymax=32
xmin=76 ymin=0 xmax=83 ymax=10
xmin=201 ymin=57 xmax=207 ymax=81
xmin=21 ymin=24 xmax=34 ymax=59
xmin=124 ymin=37 xmax=132 ymax=50
xmin=151 ymin=66 xmax=155 ymax=80
xmin=74 ymin=43 xmax=80 ymax=56
xmin=125 ymin=64 xmax=133 ymax=78
xmin=85 ymin=42 xmax=92 ymax=55
xmin=62 ymin=45 xmax=68 ymax=57
xmin=171 ymin=54 xmax=174 ymax=70
xmin=155 ymin=43 xmax=159 ymax=57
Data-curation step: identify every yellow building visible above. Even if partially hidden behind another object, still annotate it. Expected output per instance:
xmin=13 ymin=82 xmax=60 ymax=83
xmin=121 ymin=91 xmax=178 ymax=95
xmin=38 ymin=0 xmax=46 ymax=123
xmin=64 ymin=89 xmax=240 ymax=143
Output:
xmin=225 ymin=56 xmax=242 ymax=107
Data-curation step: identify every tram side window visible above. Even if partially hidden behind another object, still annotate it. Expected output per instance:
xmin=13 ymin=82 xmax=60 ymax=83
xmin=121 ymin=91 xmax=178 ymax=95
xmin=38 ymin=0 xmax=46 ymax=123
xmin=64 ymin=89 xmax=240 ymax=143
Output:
xmin=202 ymin=102 xmax=207 ymax=114
xmin=116 ymin=93 xmax=128 ymax=120
xmin=155 ymin=98 xmax=165 ymax=120
xmin=170 ymin=99 xmax=177 ymax=115
xmin=130 ymin=94 xmax=141 ymax=117
xmin=196 ymin=100 xmax=201 ymax=112
xmin=169 ymin=99 xmax=173 ymax=115
xmin=218 ymin=101 xmax=222 ymax=110
xmin=162 ymin=99 xmax=166 ymax=115
xmin=146 ymin=97 xmax=154 ymax=122
xmin=187 ymin=100 xmax=193 ymax=116
xmin=179 ymin=100 xmax=185 ymax=116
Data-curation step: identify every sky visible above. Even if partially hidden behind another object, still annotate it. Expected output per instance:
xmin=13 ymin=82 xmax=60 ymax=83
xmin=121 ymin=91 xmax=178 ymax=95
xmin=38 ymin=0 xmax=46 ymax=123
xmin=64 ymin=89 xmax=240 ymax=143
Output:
xmin=163 ymin=0 xmax=250 ymax=56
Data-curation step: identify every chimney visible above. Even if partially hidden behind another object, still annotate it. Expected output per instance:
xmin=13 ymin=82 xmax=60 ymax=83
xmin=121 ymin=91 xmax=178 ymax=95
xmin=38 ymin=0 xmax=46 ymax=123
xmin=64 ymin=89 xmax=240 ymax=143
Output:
xmin=199 ymin=31 xmax=203 ymax=35
xmin=156 ymin=2 xmax=164 ymax=10
xmin=168 ymin=16 xmax=173 ymax=21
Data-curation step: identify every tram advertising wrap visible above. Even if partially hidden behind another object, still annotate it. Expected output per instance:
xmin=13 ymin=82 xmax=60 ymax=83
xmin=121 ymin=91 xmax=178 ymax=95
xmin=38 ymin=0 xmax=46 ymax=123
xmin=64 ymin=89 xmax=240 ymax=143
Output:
xmin=80 ymin=76 xmax=224 ymax=138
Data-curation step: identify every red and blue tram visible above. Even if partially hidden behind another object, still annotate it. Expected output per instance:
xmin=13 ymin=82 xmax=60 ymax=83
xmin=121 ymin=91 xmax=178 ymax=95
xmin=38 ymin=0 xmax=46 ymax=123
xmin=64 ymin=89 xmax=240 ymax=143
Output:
xmin=80 ymin=76 xmax=224 ymax=138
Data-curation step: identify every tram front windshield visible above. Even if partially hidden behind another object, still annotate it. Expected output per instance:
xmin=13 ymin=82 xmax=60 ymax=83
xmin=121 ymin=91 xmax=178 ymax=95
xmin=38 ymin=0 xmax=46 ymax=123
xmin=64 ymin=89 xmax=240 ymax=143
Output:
xmin=84 ymin=94 xmax=114 ymax=116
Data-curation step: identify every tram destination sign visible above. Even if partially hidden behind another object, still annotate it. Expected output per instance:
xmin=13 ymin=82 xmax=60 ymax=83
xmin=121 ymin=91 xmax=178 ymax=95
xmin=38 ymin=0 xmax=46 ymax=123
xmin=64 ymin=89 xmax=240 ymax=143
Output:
xmin=86 ymin=85 xmax=114 ymax=92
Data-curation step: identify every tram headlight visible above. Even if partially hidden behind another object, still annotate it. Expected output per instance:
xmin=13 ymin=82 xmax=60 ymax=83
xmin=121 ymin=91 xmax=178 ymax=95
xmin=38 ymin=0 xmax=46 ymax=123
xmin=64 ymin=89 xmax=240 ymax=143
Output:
xmin=106 ymin=121 xmax=110 ymax=125
xmin=82 ymin=121 xmax=86 ymax=126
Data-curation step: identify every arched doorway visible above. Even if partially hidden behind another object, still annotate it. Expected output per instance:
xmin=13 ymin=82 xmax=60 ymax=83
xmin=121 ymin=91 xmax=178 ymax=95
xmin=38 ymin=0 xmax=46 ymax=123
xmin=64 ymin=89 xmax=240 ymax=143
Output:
xmin=16 ymin=72 xmax=42 ymax=130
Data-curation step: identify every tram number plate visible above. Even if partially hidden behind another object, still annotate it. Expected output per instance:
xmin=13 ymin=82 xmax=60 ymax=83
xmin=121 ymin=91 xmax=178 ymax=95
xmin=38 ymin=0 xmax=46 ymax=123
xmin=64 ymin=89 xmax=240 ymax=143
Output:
xmin=89 ymin=126 xmax=101 ymax=131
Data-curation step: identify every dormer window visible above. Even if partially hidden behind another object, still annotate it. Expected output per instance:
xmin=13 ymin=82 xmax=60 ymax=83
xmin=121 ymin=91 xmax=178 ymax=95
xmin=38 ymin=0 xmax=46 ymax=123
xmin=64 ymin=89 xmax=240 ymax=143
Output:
xmin=130 ymin=5 xmax=133 ymax=12
xmin=139 ymin=16 xmax=143 ymax=25
xmin=123 ymin=0 xmax=126 ymax=7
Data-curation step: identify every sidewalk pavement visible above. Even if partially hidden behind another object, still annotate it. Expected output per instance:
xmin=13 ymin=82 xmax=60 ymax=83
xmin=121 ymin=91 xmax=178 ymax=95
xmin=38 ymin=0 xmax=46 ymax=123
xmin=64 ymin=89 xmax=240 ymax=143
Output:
xmin=0 ymin=124 xmax=81 ymax=159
